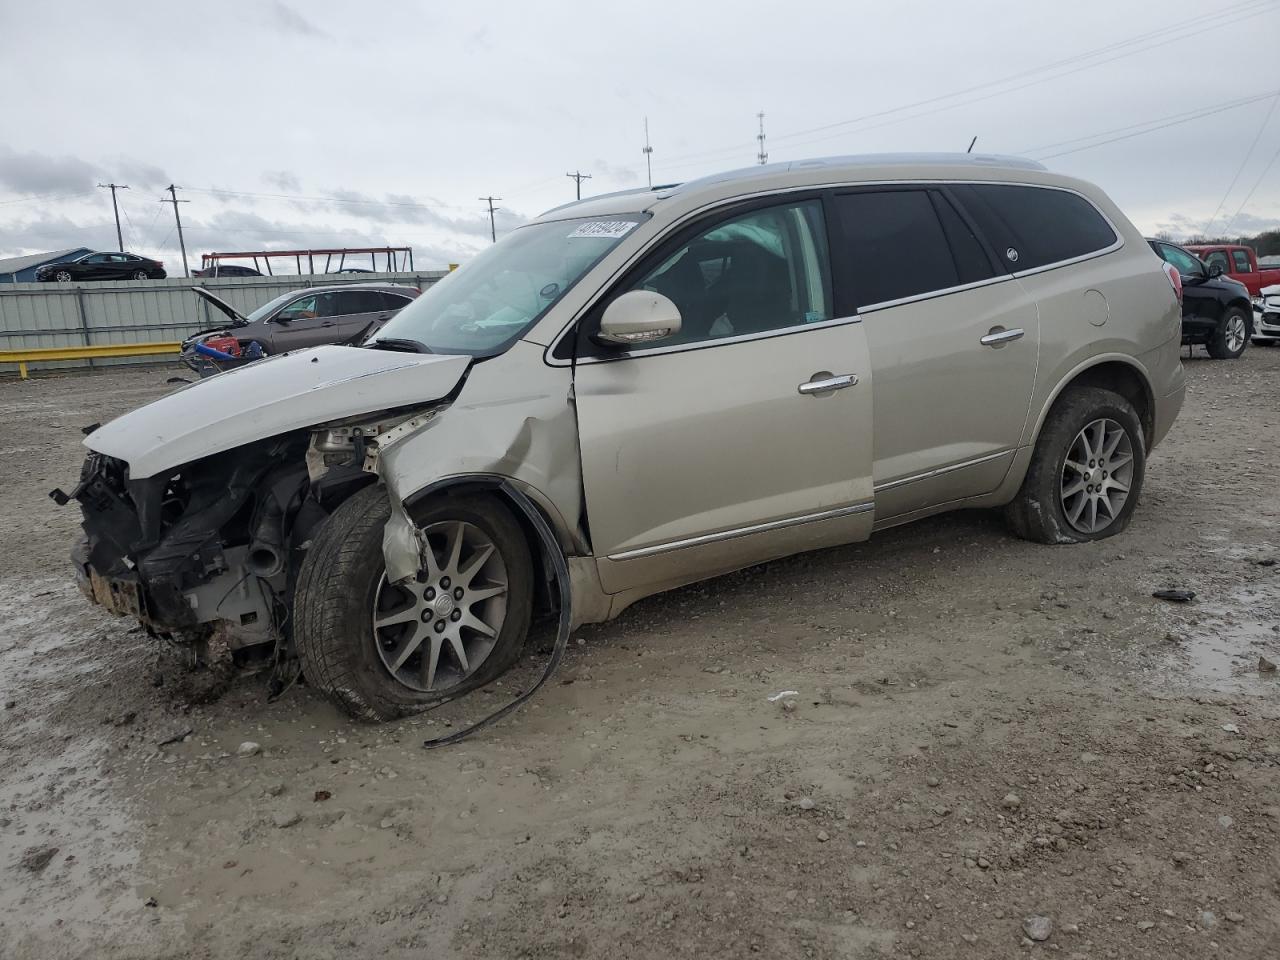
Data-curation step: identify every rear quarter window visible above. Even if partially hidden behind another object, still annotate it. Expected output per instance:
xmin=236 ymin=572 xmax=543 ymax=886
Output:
xmin=950 ymin=184 xmax=1118 ymax=272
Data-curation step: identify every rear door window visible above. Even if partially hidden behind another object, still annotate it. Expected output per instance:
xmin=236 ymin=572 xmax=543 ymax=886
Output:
xmin=381 ymin=292 xmax=414 ymax=311
xmin=1231 ymin=249 xmax=1253 ymax=273
xmin=831 ymin=189 xmax=990 ymax=309
xmin=334 ymin=290 xmax=388 ymax=315
xmin=950 ymin=184 xmax=1117 ymax=271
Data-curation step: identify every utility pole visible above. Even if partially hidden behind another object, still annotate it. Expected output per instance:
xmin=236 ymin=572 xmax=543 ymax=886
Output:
xmin=642 ymin=117 xmax=654 ymax=189
xmin=162 ymin=184 xmax=191 ymax=278
xmin=480 ymin=196 xmax=501 ymax=243
xmin=566 ymin=170 xmax=592 ymax=201
xmin=756 ymin=111 xmax=768 ymax=165
xmin=97 ymin=183 xmax=130 ymax=251
xmin=966 ymin=136 xmax=978 ymax=154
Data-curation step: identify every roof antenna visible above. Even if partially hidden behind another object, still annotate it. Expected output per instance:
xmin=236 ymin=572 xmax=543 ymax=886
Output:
xmin=966 ymin=136 xmax=978 ymax=154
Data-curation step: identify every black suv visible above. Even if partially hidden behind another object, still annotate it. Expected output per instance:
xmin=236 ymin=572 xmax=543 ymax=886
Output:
xmin=1148 ymin=239 xmax=1254 ymax=359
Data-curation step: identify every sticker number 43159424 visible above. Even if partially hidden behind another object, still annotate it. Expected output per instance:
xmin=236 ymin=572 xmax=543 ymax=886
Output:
xmin=568 ymin=221 xmax=637 ymax=240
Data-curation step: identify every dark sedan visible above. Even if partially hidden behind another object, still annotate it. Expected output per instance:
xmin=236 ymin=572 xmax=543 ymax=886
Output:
xmin=192 ymin=264 xmax=263 ymax=278
xmin=1148 ymin=239 xmax=1254 ymax=359
xmin=35 ymin=251 xmax=166 ymax=282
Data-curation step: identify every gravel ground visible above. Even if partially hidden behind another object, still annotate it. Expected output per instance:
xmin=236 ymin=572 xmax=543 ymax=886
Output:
xmin=1 ymin=348 xmax=1277 ymax=960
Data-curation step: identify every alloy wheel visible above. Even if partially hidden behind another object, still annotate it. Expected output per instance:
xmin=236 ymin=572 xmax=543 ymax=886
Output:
xmin=371 ymin=519 xmax=509 ymax=693
xmin=55 ymin=270 xmax=72 ymax=282
xmin=1059 ymin=417 xmax=1134 ymax=534
xmin=133 ymin=270 xmax=148 ymax=280
xmin=1225 ymin=314 xmax=1246 ymax=354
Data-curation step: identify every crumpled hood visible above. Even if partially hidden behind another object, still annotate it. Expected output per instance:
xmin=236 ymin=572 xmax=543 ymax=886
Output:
xmin=85 ymin=345 xmax=471 ymax=477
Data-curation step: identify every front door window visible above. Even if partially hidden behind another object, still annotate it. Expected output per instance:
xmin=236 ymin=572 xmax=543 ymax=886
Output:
xmin=622 ymin=199 xmax=832 ymax=347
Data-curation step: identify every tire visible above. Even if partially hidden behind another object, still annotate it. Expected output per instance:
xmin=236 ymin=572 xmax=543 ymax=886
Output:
xmin=293 ymin=485 xmax=533 ymax=722
xmin=1005 ymin=386 xmax=1146 ymax=544
xmin=55 ymin=270 xmax=72 ymax=282
xmin=1207 ymin=307 xmax=1249 ymax=359
xmin=132 ymin=270 xmax=149 ymax=280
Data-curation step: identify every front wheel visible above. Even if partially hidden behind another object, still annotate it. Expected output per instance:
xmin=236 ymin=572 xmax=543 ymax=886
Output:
xmin=1207 ymin=308 xmax=1249 ymax=359
xmin=293 ymin=485 xmax=533 ymax=722
xmin=55 ymin=270 xmax=73 ymax=282
xmin=132 ymin=269 xmax=149 ymax=280
xmin=1006 ymin=386 xmax=1146 ymax=544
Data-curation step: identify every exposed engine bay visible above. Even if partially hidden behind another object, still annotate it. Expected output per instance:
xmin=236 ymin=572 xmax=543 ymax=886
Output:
xmin=62 ymin=412 xmax=422 ymax=667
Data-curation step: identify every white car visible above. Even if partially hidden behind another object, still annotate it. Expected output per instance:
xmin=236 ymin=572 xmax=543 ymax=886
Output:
xmin=1255 ymin=284 xmax=1280 ymax=344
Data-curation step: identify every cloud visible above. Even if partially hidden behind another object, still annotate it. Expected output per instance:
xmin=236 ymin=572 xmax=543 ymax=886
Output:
xmin=263 ymin=170 xmax=302 ymax=192
xmin=112 ymin=158 xmax=171 ymax=191
xmin=1153 ymin=210 xmax=1280 ymax=240
xmin=320 ymin=187 xmax=527 ymax=237
xmin=268 ymin=1 xmax=329 ymax=38
xmin=0 ymin=212 xmax=116 ymax=256
xmin=0 ymin=146 xmax=170 ymax=200
xmin=0 ymin=205 xmax=487 ymax=270
xmin=0 ymin=146 xmax=99 ymax=196
xmin=593 ymin=159 xmax=641 ymax=186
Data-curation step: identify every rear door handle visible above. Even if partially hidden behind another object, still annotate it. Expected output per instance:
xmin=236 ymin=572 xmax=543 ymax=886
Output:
xmin=798 ymin=373 xmax=859 ymax=395
xmin=980 ymin=326 xmax=1025 ymax=347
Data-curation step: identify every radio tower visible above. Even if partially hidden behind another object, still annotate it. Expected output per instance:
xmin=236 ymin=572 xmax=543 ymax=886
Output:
xmin=642 ymin=117 xmax=654 ymax=189
xmin=756 ymin=111 xmax=768 ymax=165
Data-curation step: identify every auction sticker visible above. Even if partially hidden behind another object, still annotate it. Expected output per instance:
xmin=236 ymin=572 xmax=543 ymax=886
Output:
xmin=568 ymin=221 xmax=637 ymax=239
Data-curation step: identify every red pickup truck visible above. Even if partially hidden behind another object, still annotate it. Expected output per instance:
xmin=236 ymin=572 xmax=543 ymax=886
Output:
xmin=1183 ymin=244 xmax=1280 ymax=299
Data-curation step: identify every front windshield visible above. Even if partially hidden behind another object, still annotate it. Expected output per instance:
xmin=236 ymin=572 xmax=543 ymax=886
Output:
xmin=370 ymin=213 xmax=647 ymax=355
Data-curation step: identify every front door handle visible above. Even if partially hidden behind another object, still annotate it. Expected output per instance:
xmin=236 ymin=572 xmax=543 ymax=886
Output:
xmin=980 ymin=326 xmax=1025 ymax=347
xmin=798 ymin=373 xmax=859 ymax=395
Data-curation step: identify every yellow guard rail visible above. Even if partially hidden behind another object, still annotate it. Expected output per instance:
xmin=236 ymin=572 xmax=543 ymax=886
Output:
xmin=0 ymin=341 xmax=182 ymax=379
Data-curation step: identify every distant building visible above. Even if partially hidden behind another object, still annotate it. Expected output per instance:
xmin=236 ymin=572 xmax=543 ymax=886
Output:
xmin=0 ymin=248 xmax=93 ymax=283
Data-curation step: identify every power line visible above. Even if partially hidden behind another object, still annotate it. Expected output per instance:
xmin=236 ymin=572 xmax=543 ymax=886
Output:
xmin=0 ymin=188 xmax=96 ymax=206
xmin=644 ymin=0 xmax=1279 ymax=174
xmin=183 ymin=185 xmax=469 ymax=214
xmin=770 ymin=0 xmax=1276 ymax=150
xmin=119 ymin=205 xmax=141 ymax=251
xmin=1016 ymin=90 xmax=1280 ymax=155
xmin=96 ymin=183 xmax=129 ymax=251
xmin=565 ymin=170 xmax=592 ymax=201
xmin=161 ymin=185 xmax=191 ymax=278
xmin=1035 ymin=89 xmax=1280 ymax=160
xmin=1220 ymin=139 xmax=1280 ymax=236
xmin=1202 ymin=92 xmax=1280 ymax=235
xmin=480 ymin=196 xmax=501 ymax=243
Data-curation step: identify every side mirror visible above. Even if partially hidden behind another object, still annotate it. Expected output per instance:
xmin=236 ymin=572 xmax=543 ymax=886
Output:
xmin=272 ymin=314 xmax=294 ymax=324
xmin=1208 ymin=262 xmax=1224 ymax=278
xmin=596 ymin=290 xmax=682 ymax=347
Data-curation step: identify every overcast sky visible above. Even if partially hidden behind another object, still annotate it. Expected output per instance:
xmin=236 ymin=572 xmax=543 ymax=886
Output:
xmin=1 ymin=0 xmax=1278 ymax=272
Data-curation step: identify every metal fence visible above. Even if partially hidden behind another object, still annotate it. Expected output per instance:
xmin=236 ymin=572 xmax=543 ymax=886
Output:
xmin=0 ymin=271 xmax=447 ymax=375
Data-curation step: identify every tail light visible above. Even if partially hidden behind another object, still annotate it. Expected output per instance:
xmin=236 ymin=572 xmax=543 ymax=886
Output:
xmin=1161 ymin=261 xmax=1183 ymax=305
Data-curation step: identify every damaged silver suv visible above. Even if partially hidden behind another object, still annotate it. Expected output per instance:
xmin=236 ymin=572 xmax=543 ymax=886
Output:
xmin=61 ymin=154 xmax=1186 ymax=721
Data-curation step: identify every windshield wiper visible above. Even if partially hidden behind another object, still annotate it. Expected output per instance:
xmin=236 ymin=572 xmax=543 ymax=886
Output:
xmin=365 ymin=338 xmax=432 ymax=354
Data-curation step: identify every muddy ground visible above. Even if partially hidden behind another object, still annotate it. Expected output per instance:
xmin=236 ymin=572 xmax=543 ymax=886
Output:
xmin=1 ymin=347 xmax=1277 ymax=960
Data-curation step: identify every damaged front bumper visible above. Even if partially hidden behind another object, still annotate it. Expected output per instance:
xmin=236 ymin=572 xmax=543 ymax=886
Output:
xmin=59 ymin=439 xmax=310 ymax=651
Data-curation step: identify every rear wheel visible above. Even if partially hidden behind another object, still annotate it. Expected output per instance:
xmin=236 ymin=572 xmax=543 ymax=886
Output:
xmin=1207 ymin=307 xmax=1249 ymax=359
xmin=1006 ymin=386 xmax=1146 ymax=544
xmin=293 ymin=485 xmax=533 ymax=722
